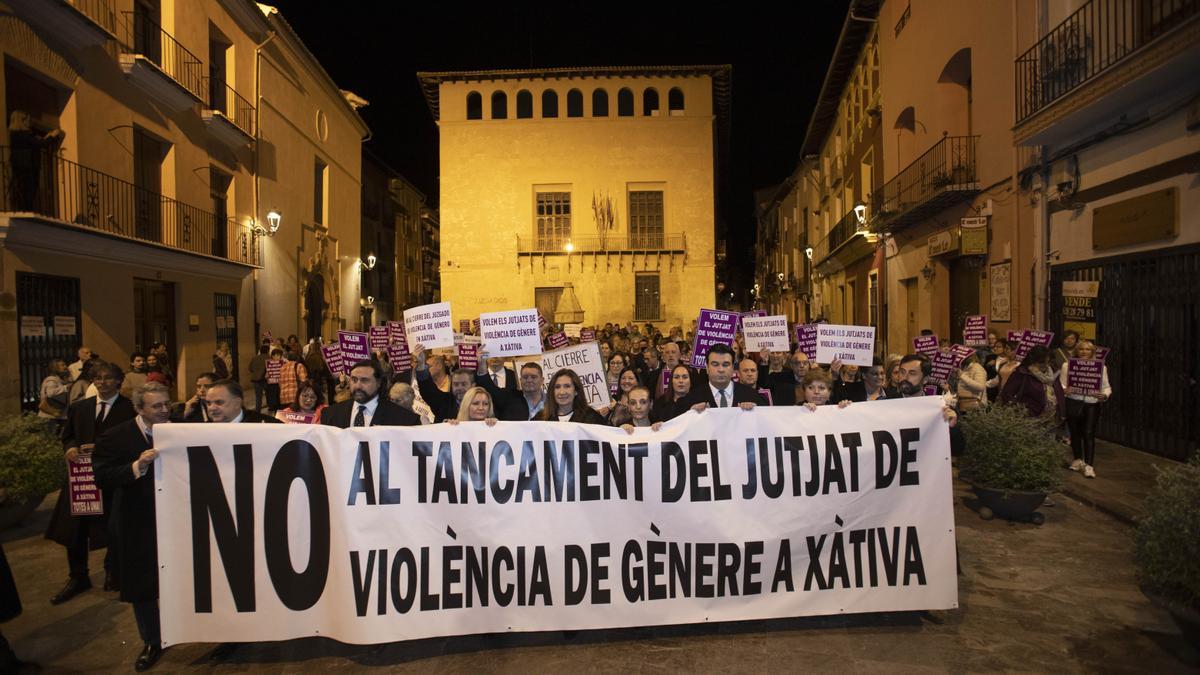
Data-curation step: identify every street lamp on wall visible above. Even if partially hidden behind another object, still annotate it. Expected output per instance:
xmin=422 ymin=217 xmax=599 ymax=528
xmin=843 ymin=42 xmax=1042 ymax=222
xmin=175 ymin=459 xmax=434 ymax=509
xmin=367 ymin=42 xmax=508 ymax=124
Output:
xmin=356 ymin=254 xmax=377 ymax=271
xmin=253 ymin=208 xmax=283 ymax=236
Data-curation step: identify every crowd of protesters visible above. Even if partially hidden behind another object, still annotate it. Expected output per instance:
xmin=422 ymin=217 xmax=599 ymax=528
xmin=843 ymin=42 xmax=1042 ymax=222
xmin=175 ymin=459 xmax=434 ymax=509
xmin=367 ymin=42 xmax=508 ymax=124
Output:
xmin=20 ymin=316 xmax=1110 ymax=671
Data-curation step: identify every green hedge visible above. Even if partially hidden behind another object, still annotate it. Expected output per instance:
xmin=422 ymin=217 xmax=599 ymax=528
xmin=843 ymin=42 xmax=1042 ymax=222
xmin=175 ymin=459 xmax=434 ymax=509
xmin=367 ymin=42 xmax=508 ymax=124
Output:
xmin=1135 ymin=453 xmax=1200 ymax=612
xmin=958 ymin=403 xmax=1063 ymax=493
xmin=0 ymin=414 xmax=65 ymax=503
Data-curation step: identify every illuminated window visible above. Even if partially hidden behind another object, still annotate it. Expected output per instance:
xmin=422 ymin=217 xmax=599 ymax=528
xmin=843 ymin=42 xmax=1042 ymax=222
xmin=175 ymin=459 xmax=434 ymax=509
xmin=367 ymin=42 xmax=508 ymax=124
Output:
xmin=628 ymin=191 xmax=663 ymax=248
xmin=535 ymin=192 xmax=571 ymax=251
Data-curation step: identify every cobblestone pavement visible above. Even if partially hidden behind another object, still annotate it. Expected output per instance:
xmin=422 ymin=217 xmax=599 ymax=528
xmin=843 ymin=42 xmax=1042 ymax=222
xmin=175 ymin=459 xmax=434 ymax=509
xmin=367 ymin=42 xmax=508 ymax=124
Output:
xmin=1 ymin=478 xmax=1195 ymax=674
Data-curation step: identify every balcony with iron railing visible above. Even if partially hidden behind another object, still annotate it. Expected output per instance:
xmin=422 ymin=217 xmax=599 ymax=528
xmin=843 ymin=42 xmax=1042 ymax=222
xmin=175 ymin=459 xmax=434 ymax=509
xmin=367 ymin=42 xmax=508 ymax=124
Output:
xmin=870 ymin=135 xmax=980 ymax=232
xmin=517 ymin=232 xmax=687 ymax=254
xmin=1 ymin=147 xmax=260 ymax=266
xmin=1015 ymin=0 xmax=1200 ymax=127
xmin=118 ymin=11 xmax=206 ymax=110
xmin=7 ymin=0 xmax=117 ymax=49
xmin=202 ymin=76 xmax=257 ymax=146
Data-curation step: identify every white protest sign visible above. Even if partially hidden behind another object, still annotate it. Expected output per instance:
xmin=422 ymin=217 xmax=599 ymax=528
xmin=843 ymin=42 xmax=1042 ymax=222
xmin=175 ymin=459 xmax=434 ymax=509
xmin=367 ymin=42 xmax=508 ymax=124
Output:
xmin=815 ymin=324 xmax=876 ymax=367
xmin=540 ymin=341 xmax=611 ymax=410
xmin=564 ymin=323 xmax=583 ymax=339
xmin=742 ymin=315 xmax=790 ymax=352
xmin=480 ymin=308 xmax=542 ymax=357
xmin=154 ymin=399 xmax=956 ymax=646
xmin=403 ymin=302 xmax=454 ymax=349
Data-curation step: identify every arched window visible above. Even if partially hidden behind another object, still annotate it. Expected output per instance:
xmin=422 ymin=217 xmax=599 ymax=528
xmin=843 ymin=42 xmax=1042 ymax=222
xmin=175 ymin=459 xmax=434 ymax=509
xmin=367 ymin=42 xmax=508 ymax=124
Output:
xmin=668 ymin=87 xmax=684 ymax=115
xmin=542 ymin=89 xmax=559 ymax=118
xmin=592 ymin=89 xmax=609 ymax=117
xmin=491 ymin=91 xmax=508 ymax=119
xmin=466 ymin=91 xmax=482 ymax=120
xmin=516 ymin=90 xmax=533 ymax=119
xmin=643 ymin=88 xmax=660 ymax=117
xmin=567 ymin=89 xmax=583 ymax=117
xmin=617 ymin=87 xmax=634 ymax=116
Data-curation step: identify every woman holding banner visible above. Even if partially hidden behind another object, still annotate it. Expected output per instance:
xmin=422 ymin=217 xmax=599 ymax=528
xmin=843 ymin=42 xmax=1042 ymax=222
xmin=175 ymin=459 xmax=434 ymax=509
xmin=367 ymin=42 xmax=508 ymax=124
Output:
xmin=276 ymin=381 xmax=327 ymax=424
xmin=1060 ymin=341 xmax=1110 ymax=478
xmin=651 ymin=364 xmax=693 ymax=423
xmin=448 ymin=386 xmax=499 ymax=426
xmin=537 ymin=370 xmax=608 ymax=425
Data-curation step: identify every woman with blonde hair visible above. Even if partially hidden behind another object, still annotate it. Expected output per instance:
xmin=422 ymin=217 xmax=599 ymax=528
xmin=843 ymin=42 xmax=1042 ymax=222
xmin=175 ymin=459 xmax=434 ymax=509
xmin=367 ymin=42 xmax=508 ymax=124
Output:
xmin=448 ymin=386 xmax=498 ymax=426
xmin=1060 ymin=340 xmax=1111 ymax=478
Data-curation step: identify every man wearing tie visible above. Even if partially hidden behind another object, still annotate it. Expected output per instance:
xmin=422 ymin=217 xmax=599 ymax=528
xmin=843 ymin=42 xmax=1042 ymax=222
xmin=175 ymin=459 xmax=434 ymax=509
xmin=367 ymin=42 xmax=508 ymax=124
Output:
xmin=92 ymin=382 xmax=173 ymax=671
xmin=673 ymin=343 xmax=765 ymax=416
xmin=321 ymin=360 xmax=420 ymax=428
xmin=45 ymin=361 xmax=136 ymax=605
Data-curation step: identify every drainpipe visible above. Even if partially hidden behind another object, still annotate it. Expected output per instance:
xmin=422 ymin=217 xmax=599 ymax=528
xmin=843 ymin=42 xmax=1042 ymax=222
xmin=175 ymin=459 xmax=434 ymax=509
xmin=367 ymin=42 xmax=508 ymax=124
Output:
xmin=252 ymin=28 xmax=278 ymax=345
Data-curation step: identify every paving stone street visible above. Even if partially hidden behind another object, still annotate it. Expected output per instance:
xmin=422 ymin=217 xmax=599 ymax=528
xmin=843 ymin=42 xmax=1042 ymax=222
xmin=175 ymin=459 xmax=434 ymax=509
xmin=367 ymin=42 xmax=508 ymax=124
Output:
xmin=1 ymin=461 xmax=1195 ymax=674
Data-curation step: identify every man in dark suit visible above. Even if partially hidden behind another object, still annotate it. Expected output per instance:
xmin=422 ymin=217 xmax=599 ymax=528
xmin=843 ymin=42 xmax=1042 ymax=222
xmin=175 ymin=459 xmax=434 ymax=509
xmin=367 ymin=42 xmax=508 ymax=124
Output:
xmin=45 ymin=361 xmax=137 ymax=604
xmin=92 ymin=381 xmax=172 ymax=672
xmin=499 ymin=362 xmax=548 ymax=421
xmin=203 ymin=379 xmax=282 ymax=424
xmin=765 ymin=349 xmax=811 ymax=407
xmin=321 ymin=360 xmax=420 ymax=427
xmin=674 ymin=343 xmax=766 ymax=416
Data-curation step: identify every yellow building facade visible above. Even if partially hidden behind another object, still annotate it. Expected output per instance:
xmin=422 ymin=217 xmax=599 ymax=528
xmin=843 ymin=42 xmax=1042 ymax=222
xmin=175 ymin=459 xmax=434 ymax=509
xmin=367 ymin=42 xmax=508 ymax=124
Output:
xmin=418 ymin=66 xmax=729 ymax=328
xmin=0 ymin=0 xmax=366 ymax=410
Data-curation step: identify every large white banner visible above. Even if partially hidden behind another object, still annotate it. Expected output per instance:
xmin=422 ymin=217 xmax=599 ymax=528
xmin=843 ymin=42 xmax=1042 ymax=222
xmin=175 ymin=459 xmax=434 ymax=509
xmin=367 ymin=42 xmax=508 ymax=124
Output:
xmin=154 ymin=398 xmax=956 ymax=646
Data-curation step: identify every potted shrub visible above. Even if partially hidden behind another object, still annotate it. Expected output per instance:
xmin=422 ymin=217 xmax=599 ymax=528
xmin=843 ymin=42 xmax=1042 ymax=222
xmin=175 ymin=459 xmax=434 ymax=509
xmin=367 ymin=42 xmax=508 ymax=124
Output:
xmin=0 ymin=413 xmax=64 ymax=530
xmin=958 ymin=403 xmax=1063 ymax=524
xmin=1134 ymin=453 xmax=1200 ymax=644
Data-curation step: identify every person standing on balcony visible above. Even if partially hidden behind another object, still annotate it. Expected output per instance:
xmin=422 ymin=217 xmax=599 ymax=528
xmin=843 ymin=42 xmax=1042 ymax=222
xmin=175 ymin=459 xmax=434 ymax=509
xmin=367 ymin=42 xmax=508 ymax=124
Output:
xmin=7 ymin=110 xmax=64 ymax=212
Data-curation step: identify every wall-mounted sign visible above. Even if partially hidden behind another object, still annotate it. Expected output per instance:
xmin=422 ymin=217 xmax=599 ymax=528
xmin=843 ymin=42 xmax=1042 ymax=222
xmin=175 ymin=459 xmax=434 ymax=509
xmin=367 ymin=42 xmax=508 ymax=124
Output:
xmin=1093 ymin=188 xmax=1177 ymax=250
xmin=960 ymin=217 xmax=988 ymax=255
xmin=928 ymin=230 xmax=958 ymax=257
xmin=989 ymin=262 xmax=1012 ymax=322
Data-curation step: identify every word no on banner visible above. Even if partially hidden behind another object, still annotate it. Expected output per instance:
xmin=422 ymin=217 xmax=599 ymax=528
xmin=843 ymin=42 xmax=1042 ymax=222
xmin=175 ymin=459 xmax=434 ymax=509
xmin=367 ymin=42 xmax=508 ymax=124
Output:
xmin=154 ymin=400 xmax=956 ymax=646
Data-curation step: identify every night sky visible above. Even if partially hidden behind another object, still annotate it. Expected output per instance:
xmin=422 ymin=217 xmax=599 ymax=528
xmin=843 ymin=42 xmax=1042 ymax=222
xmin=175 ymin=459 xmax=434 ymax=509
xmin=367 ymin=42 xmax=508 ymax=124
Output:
xmin=281 ymin=3 xmax=850 ymax=292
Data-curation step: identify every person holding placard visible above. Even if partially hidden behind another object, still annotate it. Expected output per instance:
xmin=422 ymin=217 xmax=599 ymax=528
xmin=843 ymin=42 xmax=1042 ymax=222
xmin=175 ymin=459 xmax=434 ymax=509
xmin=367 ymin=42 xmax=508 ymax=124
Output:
xmin=276 ymin=381 xmax=327 ymax=424
xmin=536 ymin=369 xmax=608 ymax=425
xmin=412 ymin=344 xmax=475 ymax=422
xmin=500 ymin=362 xmax=548 ymax=421
xmin=1060 ymin=341 xmax=1111 ymax=478
xmin=446 ymin=387 xmax=498 ymax=426
xmin=829 ymin=360 xmax=864 ymax=403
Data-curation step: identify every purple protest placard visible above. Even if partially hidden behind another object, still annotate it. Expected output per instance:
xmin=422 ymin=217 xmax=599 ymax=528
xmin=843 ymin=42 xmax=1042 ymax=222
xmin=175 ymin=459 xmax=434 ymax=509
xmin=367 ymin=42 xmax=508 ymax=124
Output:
xmin=279 ymin=410 xmax=317 ymax=424
xmin=265 ymin=358 xmax=283 ymax=384
xmin=1007 ymin=330 xmax=1023 ymax=345
xmin=950 ymin=344 xmax=976 ymax=366
xmin=580 ymin=328 xmax=596 ymax=342
xmin=471 ymin=318 xmax=480 ymax=334
xmin=659 ymin=368 xmax=672 ymax=396
xmin=1067 ymin=358 xmax=1104 ymax=396
xmin=68 ymin=456 xmax=103 ymax=516
xmin=963 ymin=315 xmax=989 ymax=347
xmin=794 ymin=324 xmax=818 ymax=359
xmin=538 ymin=312 xmax=548 ymax=329
xmin=923 ymin=385 xmax=940 ymax=397
xmin=1013 ymin=329 xmax=1054 ymax=361
xmin=388 ymin=320 xmax=406 ymax=344
xmin=913 ymin=335 xmax=939 ymax=358
xmin=929 ymin=351 xmax=956 ymax=385
xmin=690 ymin=309 xmax=738 ymax=367
xmin=1094 ymin=346 xmax=1110 ymax=361
xmin=548 ymin=332 xmax=569 ymax=349
xmin=320 ymin=343 xmax=346 ymax=377
xmin=387 ymin=340 xmax=412 ymax=371
xmin=338 ymin=330 xmax=371 ymax=363
xmin=457 ymin=344 xmax=479 ymax=370
xmin=757 ymin=388 xmax=774 ymax=406
xmin=368 ymin=325 xmax=389 ymax=351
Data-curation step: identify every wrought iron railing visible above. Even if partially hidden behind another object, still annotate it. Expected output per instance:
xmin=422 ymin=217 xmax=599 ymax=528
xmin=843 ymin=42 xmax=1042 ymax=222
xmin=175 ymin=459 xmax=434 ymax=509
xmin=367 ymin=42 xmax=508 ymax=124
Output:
xmin=518 ymin=233 xmax=686 ymax=253
xmin=0 ymin=147 xmax=260 ymax=265
xmin=1015 ymin=0 xmax=1199 ymax=123
xmin=634 ymin=302 xmax=663 ymax=322
xmin=120 ymin=11 xmax=206 ymax=102
xmin=205 ymin=77 xmax=256 ymax=137
xmin=870 ymin=135 xmax=978 ymax=229
xmin=67 ymin=0 xmax=118 ymax=35
xmin=815 ymin=207 xmax=866 ymax=263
